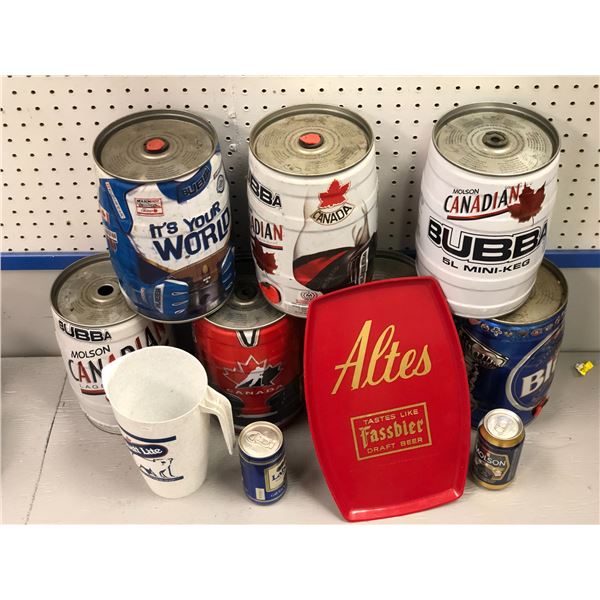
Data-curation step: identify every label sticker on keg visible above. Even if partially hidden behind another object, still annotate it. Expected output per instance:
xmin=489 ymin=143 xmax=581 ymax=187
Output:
xmin=135 ymin=197 xmax=164 ymax=216
xmin=444 ymin=183 xmax=545 ymax=222
xmin=104 ymin=227 xmax=118 ymax=251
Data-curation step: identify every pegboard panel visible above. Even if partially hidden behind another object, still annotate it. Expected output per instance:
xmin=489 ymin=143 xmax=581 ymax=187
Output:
xmin=2 ymin=76 xmax=598 ymax=254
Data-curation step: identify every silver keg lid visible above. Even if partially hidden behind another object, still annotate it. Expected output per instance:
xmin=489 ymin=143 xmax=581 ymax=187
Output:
xmin=239 ymin=421 xmax=284 ymax=459
xmin=250 ymin=104 xmax=373 ymax=176
xmin=93 ymin=109 xmax=217 ymax=182
xmin=497 ymin=259 xmax=567 ymax=325
xmin=434 ymin=102 xmax=560 ymax=176
xmin=51 ymin=253 xmax=135 ymax=327
xmin=483 ymin=409 xmax=524 ymax=443
xmin=372 ymin=251 xmax=417 ymax=281
xmin=205 ymin=258 xmax=284 ymax=329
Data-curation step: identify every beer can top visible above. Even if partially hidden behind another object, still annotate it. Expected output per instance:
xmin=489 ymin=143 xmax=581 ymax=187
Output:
xmin=250 ymin=104 xmax=373 ymax=176
xmin=205 ymin=257 xmax=285 ymax=329
xmin=239 ymin=421 xmax=284 ymax=459
xmin=482 ymin=409 xmax=524 ymax=444
xmin=433 ymin=102 xmax=560 ymax=176
xmin=496 ymin=259 xmax=567 ymax=325
xmin=51 ymin=253 xmax=135 ymax=327
xmin=372 ymin=251 xmax=417 ymax=281
xmin=93 ymin=109 xmax=217 ymax=182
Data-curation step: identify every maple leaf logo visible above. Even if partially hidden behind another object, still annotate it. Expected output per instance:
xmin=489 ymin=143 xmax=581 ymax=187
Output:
xmin=508 ymin=183 xmax=545 ymax=222
xmin=319 ymin=179 xmax=350 ymax=208
xmin=251 ymin=236 xmax=277 ymax=274
xmin=223 ymin=356 xmax=282 ymax=389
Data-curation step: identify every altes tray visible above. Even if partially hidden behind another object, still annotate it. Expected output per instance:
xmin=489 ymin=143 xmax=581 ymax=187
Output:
xmin=304 ymin=277 xmax=471 ymax=522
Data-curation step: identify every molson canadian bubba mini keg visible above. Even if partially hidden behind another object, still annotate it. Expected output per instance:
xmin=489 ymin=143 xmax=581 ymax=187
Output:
xmin=93 ymin=110 xmax=235 ymax=323
xmin=51 ymin=254 xmax=172 ymax=433
xmin=416 ymin=102 xmax=560 ymax=318
xmin=457 ymin=258 xmax=567 ymax=427
xmin=193 ymin=256 xmax=304 ymax=431
xmin=248 ymin=104 xmax=378 ymax=318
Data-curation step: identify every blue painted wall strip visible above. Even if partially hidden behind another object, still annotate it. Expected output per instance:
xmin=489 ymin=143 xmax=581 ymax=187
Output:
xmin=1 ymin=252 xmax=96 ymax=270
xmin=1 ymin=249 xmax=599 ymax=271
xmin=544 ymin=250 xmax=600 ymax=268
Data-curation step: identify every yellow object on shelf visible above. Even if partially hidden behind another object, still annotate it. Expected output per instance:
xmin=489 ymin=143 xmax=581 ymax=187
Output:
xmin=574 ymin=361 xmax=594 ymax=376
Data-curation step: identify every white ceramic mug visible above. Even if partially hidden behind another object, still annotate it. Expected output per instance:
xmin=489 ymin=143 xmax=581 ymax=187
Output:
xmin=102 ymin=346 xmax=235 ymax=499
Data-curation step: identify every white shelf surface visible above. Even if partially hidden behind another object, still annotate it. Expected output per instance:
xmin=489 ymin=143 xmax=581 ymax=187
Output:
xmin=2 ymin=353 xmax=598 ymax=524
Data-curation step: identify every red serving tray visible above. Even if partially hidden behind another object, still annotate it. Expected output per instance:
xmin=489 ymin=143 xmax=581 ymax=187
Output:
xmin=304 ymin=277 xmax=470 ymax=522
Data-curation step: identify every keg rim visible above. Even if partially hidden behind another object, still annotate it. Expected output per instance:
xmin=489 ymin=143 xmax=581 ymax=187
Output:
xmin=93 ymin=109 xmax=219 ymax=183
xmin=50 ymin=252 xmax=138 ymax=328
xmin=432 ymin=102 xmax=561 ymax=177
xmin=249 ymin=103 xmax=374 ymax=177
xmin=493 ymin=258 xmax=568 ymax=325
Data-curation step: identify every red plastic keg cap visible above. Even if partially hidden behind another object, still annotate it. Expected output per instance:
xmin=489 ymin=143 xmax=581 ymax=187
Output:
xmin=299 ymin=132 xmax=323 ymax=148
xmin=144 ymin=137 xmax=168 ymax=153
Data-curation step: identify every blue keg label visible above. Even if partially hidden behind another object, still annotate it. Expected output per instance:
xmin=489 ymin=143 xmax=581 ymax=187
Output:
xmin=98 ymin=153 xmax=235 ymax=322
xmin=156 ymin=160 xmax=212 ymax=203
xmin=505 ymin=327 xmax=563 ymax=411
xmin=458 ymin=313 xmax=565 ymax=426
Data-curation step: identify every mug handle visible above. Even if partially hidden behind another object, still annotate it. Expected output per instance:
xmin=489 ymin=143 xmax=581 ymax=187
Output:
xmin=202 ymin=387 xmax=236 ymax=455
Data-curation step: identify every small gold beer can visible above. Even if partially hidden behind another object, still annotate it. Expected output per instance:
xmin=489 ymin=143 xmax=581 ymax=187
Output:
xmin=472 ymin=409 xmax=525 ymax=490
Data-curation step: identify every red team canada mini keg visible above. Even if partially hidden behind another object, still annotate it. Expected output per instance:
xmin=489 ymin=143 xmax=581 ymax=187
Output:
xmin=193 ymin=257 xmax=305 ymax=430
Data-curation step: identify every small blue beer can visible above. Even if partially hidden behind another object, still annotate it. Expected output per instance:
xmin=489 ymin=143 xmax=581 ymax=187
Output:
xmin=456 ymin=259 xmax=568 ymax=427
xmin=239 ymin=421 xmax=287 ymax=504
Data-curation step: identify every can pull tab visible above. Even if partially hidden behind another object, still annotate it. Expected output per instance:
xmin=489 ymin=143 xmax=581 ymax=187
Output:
xmin=298 ymin=132 xmax=324 ymax=149
xmin=144 ymin=137 xmax=170 ymax=154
